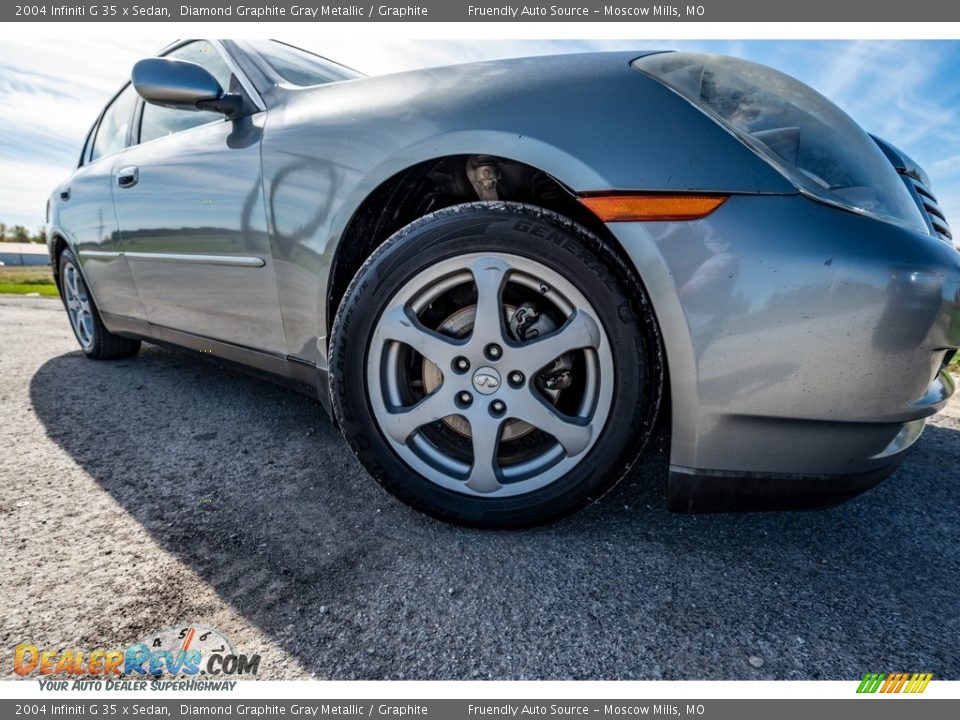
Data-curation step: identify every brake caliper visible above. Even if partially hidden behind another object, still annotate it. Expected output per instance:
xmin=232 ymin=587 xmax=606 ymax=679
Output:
xmin=509 ymin=302 xmax=574 ymax=391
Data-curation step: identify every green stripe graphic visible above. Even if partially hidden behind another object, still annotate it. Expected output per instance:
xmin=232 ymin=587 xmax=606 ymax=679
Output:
xmin=857 ymin=673 xmax=886 ymax=693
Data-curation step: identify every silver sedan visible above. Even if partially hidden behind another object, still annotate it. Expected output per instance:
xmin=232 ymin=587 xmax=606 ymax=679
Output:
xmin=47 ymin=41 xmax=960 ymax=526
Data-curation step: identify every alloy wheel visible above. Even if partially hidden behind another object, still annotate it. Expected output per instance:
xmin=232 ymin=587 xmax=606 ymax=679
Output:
xmin=366 ymin=253 xmax=614 ymax=497
xmin=63 ymin=262 xmax=95 ymax=352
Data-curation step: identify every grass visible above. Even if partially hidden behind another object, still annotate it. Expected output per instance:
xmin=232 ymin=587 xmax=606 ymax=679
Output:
xmin=0 ymin=266 xmax=58 ymax=297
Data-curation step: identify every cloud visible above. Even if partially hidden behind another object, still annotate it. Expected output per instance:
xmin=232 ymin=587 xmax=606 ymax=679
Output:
xmin=0 ymin=158 xmax=74 ymax=231
xmin=0 ymin=39 xmax=160 ymax=227
xmin=930 ymin=153 xmax=960 ymax=179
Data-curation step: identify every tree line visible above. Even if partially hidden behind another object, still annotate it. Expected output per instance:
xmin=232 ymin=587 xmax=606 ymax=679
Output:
xmin=0 ymin=223 xmax=46 ymax=244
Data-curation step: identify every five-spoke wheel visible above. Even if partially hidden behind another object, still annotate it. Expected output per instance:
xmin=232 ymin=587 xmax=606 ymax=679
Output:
xmin=57 ymin=248 xmax=141 ymax=360
xmin=368 ymin=253 xmax=613 ymax=497
xmin=330 ymin=203 xmax=662 ymax=527
xmin=62 ymin=260 xmax=96 ymax=353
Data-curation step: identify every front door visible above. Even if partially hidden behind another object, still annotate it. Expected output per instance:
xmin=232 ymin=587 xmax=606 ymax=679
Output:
xmin=110 ymin=41 xmax=285 ymax=354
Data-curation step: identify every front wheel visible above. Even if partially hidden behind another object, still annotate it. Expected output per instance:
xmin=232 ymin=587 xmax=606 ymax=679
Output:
xmin=329 ymin=203 xmax=663 ymax=527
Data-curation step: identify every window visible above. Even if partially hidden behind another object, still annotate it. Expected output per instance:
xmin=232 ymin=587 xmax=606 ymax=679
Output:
xmin=90 ymin=84 xmax=138 ymax=161
xmin=247 ymin=40 xmax=362 ymax=86
xmin=78 ymin=122 xmax=96 ymax=166
xmin=138 ymin=41 xmax=235 ymax=144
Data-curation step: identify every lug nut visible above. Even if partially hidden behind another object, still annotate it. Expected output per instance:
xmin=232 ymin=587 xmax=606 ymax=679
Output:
xmin=508 ymin=371 xmax=524 ymax=387
xmin=457 ymin=391 xmax=473 ymax=407
xmin=490 ymin=399 xmax=506 ymax=416
xmin=485 ymin=344 xmax=502 ymax=360
xmin=453 ymin=356 xmax=470 ymax=373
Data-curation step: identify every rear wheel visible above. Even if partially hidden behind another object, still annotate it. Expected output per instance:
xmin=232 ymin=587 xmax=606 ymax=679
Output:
xmin=329 ymin=202 xmax=662 ymax=527
xmin=59 ymin=248 xmax=140 ymax=360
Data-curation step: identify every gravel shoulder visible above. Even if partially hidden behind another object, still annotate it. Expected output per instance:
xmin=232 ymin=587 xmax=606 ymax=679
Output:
xmin=1 ymin=295 xmax=958 ymax=680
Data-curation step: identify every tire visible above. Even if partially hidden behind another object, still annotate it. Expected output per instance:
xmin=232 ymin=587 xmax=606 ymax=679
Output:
xmin=329 ymin=202 xmax=663 ymax=527
xmin=58 ymin=248 xmax=141 ymax=360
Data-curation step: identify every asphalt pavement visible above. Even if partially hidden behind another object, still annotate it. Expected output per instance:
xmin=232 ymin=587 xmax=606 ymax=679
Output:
xmin=2 ymin=295 xmax=958 ymax=680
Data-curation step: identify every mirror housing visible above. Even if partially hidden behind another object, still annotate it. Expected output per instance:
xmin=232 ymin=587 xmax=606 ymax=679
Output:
xmin=131 ymin=58 xmax=242 ymax=117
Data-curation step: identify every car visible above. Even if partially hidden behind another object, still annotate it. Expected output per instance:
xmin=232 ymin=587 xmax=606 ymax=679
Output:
xmin=47 ymin=41 xmax=960 ymax=527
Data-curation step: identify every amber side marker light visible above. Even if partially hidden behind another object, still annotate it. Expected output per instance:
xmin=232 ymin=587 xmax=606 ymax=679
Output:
xmin=579 ymin=194 xmax=728 ymax=222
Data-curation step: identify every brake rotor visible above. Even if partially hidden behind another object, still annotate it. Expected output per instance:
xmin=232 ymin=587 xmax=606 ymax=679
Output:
xmin=420 ymin=304 xmax=559 ymax=442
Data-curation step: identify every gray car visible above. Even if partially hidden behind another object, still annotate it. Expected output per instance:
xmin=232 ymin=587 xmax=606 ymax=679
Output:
xmin=47 ymin=40 xmax=960 ymax=527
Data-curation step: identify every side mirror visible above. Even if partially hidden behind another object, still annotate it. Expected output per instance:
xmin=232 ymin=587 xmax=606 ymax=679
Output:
xmin=131 ymin=58 xmax=242 ymax=117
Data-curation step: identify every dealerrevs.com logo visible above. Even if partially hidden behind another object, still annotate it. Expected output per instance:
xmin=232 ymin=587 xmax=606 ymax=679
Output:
xmin=14 ymin=625 xmax=260 ymax=689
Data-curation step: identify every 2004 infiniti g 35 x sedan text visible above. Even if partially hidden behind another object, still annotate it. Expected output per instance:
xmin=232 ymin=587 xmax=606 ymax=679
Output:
xmin=47 ymin=41 xmax=960 ymax=526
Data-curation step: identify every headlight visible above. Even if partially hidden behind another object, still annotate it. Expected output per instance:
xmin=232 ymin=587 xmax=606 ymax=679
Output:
xmin=633 ymin=52 xmax=928 ymax=233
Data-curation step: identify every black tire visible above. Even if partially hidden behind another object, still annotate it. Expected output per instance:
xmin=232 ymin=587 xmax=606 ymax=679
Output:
xmin=58 ymin=248 xmax=141 ymax=360
xmin=329 ymin=202 xmax=663 ymax=527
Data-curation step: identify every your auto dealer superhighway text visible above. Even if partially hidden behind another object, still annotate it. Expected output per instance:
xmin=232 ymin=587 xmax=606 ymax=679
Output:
xmin=179 ymin=4 xmax=428 ymax=17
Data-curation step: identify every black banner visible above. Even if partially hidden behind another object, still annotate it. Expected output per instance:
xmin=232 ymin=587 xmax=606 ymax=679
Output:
xmin=5 ymin=1 xmax=960 ymax=22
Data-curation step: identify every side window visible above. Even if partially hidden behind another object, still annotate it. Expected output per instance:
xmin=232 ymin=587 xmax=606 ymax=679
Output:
xmin=138 ymin=41 xmax=235 ymax=145
xmin=78 ymin=122 xmax=96 ymax=166
xmin=90 ymin=84 xmax=138 ymax=162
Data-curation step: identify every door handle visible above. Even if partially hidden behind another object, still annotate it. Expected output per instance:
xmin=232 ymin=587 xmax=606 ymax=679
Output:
xmin=59 ymin=187 xmax=71 ymax=201
xmin=117 ymin=166 xmax=139 ymax=188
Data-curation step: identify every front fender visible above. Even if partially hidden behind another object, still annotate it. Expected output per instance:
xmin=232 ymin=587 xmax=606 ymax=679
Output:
xmin=259 ymin=51 xmax=796 ymax=365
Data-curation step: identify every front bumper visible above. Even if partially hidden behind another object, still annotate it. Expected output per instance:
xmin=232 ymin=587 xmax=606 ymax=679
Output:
xmin=607 ymin=193 xmax=960 ymax=510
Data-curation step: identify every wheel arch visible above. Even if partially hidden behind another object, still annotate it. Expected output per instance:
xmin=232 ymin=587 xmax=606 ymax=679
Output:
xmin=325 ymin=149 xmax=676 ymax=435
xmin=50 ymin=232 xmax=70 ymax=294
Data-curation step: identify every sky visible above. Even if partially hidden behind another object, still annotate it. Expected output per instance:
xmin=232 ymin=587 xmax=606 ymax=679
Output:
xmin=1 ymin=39 xmax=959 ymax=232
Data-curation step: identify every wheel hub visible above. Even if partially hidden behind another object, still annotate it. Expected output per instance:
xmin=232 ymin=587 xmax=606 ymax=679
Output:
xmin=471 ymin=367 xmax=501 ymax=395
xmin=420 ymin=304 xmax=544 ymax=442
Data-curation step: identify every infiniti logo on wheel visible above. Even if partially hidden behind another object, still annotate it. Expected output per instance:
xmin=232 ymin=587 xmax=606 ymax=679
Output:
xmin=472 ymin=367 xmax=502 ymax=395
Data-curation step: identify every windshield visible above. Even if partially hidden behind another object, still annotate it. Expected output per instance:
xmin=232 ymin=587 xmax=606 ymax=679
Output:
xmin=248 ymin=40 xmax=363 ymax=86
